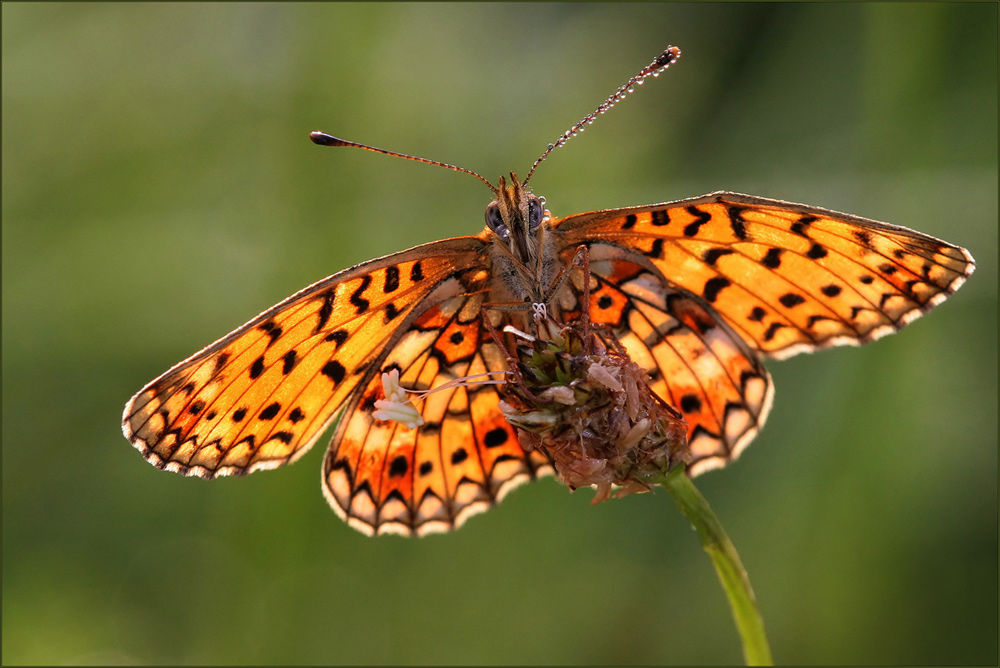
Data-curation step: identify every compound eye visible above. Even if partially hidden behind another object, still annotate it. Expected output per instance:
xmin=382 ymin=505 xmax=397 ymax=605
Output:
xmin=485 ymin=202 xmax=508 ymax=237
xmin=527 ymin=198 xmax=543 ymax=229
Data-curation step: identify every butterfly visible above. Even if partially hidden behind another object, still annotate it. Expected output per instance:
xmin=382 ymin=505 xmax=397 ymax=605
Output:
xmin=122 ymin=47 xmax=975 ymax=536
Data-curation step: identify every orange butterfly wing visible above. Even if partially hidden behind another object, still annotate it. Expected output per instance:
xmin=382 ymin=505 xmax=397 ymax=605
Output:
xmin=560 ymin=249 xmax=773 ymax=474
xmin=122 ymin=237 xmax=490 ymax=479
xmin=553 ymin=192 xmax=974 ymax=471
xmin=323 ymin=294 xmax=552 ymax=536
xmin=556 ymin=192 xmax=975 ymax=361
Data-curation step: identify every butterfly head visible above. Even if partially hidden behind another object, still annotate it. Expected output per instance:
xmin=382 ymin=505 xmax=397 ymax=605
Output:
xmin=485 ymin=172 xmax=546 ymax=266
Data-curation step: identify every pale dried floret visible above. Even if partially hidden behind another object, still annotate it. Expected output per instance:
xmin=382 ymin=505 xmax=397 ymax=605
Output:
xmin=372 ymin=369 xmax=424 ymax=429
xmin=587 ymin=361 xmax=623 ymax=393
xmin=539 ymin=385 xmax=577 ymax=405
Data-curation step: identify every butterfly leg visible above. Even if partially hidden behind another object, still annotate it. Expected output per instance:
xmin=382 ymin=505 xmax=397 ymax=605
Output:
xmin=530 ymin=243 xmax=598 ymax=352
xmin=480 ymin=304 xmax=546 ymax=404
xmin=538 ymin=243 xmax=589 ymax=304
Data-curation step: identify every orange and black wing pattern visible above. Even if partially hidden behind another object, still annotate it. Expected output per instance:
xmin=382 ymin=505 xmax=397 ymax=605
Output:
xmin=562 ymin=247 xmax=773 ymax=474
xmin=322 ymin=293 xmax=552 ymax=536
xmin=122 ymin=238 xmax=488 ymax=479
xmin=556 ymin=192 xmax=975 ymax=361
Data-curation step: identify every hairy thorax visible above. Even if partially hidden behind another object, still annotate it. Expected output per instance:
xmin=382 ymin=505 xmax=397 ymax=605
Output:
xmin=484 ymin=221 xmax=572 ymax=315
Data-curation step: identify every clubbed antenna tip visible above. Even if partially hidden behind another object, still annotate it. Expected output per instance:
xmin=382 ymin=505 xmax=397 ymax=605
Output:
xmin=309 ymin=132 xmax=350 ymax=147
xmin=523 ymin=46 xmax=682 ymax=186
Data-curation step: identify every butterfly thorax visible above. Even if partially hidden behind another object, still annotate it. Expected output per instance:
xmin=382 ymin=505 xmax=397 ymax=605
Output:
xmin=482 ymin=173 xmax=562 ymax=310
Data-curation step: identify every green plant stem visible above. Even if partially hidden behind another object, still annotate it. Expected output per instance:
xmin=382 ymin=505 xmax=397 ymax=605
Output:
xmin=660 ymin=465 xmax=774 ymax=666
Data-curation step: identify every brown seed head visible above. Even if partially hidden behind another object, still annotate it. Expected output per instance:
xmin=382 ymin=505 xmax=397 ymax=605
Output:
xmin=498 ymin=316 xmax=690 ymax=503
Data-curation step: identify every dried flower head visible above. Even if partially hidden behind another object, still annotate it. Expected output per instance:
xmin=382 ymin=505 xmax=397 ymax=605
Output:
xmin=496 ymin=310 xmax=690 ymax=503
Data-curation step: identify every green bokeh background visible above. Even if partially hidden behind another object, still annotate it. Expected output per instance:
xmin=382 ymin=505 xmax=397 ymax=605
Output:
xmin=3 ymin=3 xmax=996 ymax=665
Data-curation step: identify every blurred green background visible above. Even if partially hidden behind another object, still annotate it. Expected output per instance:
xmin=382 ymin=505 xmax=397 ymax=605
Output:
xmin=3 ymin=2 xmax=996 ymax=665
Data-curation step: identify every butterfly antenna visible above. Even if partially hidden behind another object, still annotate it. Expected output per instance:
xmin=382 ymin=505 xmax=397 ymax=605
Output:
xmin=310 ymin=132 xmax=497 ymax=194
xmin=523 ymin=46 xmax=681 ymax=186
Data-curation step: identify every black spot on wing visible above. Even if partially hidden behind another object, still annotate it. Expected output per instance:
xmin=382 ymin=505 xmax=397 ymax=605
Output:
xmin=879 ymin=292 xmax=899 ymax=309
xmin=791 ymin=215 xmax=816 ymax=237
xmin=763 ymin=322 xmax=786 ymax=342
xmin=329 ymin=457 xmax=354 ymax=485
xmin=314 ymin=289 xmax=336 ymax=335
xmin=680 ymin=394 xmax=702 ymax=413
xmin=388 ymin=455 xmax=408 ymax=478
xmin=410 ymin=261 xmax=424 ymax=282
xmin=383 ymin=490 xmax=407 ymax=508
xmin=854 ymin=229 xmax=874 ymax=249
xmin=282 ymin=350 xmax=297 ymax=375
xmin=779 ymin=293 xmax=806 ymax=308
xmin=762 ymin=248 xmax=783 ymax=269
xmin=383 ymin=266 xmax=400 ymax=293
xmin=850 ymin=305 xmax=867 ymax=320
xmin=703 ymin=277 xmax=731 ymax=303
xmin=683 ymin=207 xmax=712 ymax=237
xmin=213 ymin=352 xmax=230 ymax=374
xmin=807 ymin=243 xmax=828 ymax=260
xmin=259 ymin=320 xmax=282 ymax=347
xmin=821 ymin=284 xmax=842 ymax=298
xmin=727 ymin=206 xmax=748 ymax=240
xmin=644 ymin=238 xmax=664 ymax=258
xmin=806 ymin=314 xmax=834 ymax=328
xmin=702 ymin=248 xmax=734 ymax=266
xmin=322 ymin=361 xmax=346 ymax=385
xmin=352 ymin=479 xmax=373 ymax=501
xmin=249 ymin=355 xmax=265 ymax=379
xmin=621 ymin=214 xmax=637 ymax=230
xmin=350 ymin=275 xmax=372 ymax=314
xmin=384 ymin=303 xmax=401 ymax=322
xmin=359 ymin=393 xmax=377 ymax=413
xmin=259 ymin=402 xmax=281 ymax=420
xmin=484 ymin=427 xmax=509 ymax=448
xmin=325 ymin=329 xmax=349 ymax=346
xmin=739 ymin=369 xmax=759 ymax=388
xmin=650 ymin=209 xmax=669 ymax=226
